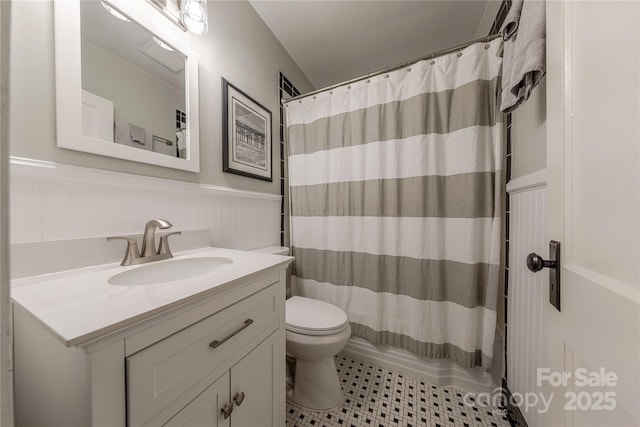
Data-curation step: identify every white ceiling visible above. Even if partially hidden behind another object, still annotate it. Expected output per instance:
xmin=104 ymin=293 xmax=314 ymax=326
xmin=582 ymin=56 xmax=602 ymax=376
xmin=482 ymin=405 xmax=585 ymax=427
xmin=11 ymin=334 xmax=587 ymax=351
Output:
xmin=250 ymin=0 xmax=501 ymax=90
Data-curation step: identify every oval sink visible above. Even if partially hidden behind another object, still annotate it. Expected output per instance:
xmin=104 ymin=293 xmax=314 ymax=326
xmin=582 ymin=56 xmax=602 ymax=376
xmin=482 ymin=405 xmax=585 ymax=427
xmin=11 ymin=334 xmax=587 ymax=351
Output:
xmin=108 ymin=257 xmax=233 ymax=286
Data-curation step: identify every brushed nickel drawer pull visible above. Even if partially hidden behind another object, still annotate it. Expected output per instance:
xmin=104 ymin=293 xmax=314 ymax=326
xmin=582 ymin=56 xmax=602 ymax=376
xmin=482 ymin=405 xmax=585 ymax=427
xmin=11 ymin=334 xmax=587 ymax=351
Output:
xmin=233 ymin=391 xmax=246 ymax=406
xmin=209 ymin=319 xmax=254 ymax=349
xmin=221 ymin=402 xmax=233 ymax=419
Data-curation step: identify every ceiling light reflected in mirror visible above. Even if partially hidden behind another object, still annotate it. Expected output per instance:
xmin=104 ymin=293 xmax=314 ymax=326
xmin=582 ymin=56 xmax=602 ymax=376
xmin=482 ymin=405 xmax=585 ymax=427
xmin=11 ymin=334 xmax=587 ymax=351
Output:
xmin=101 ymin=1 xmax=130 ymax=22
xmin=153 ymin=36 xmax=175 ymax=51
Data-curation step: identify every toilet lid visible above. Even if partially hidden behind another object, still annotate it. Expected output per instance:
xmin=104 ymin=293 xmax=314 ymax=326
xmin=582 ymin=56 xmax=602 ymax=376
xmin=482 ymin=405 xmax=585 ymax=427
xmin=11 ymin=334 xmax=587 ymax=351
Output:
xmin=286 ymin=296 xmax=349 ymax=336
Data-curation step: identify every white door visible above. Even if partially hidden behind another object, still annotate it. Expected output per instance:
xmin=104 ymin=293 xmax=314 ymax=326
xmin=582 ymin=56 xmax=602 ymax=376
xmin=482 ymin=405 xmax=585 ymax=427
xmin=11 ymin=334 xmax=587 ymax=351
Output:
xmin=545 ymin=1 xmax=639 ymax=426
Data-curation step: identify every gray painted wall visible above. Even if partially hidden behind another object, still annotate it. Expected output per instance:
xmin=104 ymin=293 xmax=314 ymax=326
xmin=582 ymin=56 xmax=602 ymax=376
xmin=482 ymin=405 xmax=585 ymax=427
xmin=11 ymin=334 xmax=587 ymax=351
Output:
xmin=510 ymin=77 xmax=547 ymax=178
xmin=9 ymin=0 xmax=313 ymax=194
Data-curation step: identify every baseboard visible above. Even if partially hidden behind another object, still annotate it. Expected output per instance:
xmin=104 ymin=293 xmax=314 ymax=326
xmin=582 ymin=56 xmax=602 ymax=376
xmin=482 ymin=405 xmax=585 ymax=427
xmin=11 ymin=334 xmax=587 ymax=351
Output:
xmin=341 ymin=337 xmax=498 ymax=394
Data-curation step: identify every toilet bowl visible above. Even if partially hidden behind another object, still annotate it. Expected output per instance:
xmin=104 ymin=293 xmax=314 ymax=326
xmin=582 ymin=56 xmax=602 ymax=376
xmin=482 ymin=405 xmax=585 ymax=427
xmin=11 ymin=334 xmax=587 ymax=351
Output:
xmin=251 ymin=247 xmax=351 ymax=410
xmin=286 ymin=296 xmax=351 ymax=410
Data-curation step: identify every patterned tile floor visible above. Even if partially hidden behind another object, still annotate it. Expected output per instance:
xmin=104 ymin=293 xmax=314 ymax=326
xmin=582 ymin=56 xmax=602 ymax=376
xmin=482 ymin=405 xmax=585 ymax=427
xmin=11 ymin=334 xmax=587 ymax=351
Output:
xmin=286 ymin=355 xmax=511 ymax=427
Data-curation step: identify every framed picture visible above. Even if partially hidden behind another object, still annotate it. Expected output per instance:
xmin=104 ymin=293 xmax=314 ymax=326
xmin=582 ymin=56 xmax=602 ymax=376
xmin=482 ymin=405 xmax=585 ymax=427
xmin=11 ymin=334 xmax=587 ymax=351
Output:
xmin=222 ymin=78 xmax=273 ymax=181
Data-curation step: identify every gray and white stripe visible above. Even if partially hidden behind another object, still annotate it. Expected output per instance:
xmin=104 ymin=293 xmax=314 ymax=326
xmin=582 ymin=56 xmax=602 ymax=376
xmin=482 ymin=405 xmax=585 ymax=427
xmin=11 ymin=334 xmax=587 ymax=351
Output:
xmin=286 ymin=37 xmax=504 ymax=369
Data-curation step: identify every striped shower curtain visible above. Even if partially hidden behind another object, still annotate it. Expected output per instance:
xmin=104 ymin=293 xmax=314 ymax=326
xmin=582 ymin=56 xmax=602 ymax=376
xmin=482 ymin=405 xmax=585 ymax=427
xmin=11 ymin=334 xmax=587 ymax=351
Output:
xmin=285 ymin=38 xmax=503 ymax=369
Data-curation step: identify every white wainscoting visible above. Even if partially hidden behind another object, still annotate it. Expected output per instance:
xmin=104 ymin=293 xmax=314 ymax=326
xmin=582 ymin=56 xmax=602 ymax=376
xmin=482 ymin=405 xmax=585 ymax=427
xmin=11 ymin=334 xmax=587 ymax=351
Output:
xmin=506 ymin=169 xmax=547 ymax=427
xmin=9 ymin=157 xmax=280 ymax=251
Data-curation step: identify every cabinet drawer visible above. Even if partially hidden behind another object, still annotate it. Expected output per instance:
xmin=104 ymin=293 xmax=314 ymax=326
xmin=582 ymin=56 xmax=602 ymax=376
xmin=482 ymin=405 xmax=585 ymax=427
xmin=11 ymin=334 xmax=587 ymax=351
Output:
xmin=127 ymin=284 xmax=281 ymax=427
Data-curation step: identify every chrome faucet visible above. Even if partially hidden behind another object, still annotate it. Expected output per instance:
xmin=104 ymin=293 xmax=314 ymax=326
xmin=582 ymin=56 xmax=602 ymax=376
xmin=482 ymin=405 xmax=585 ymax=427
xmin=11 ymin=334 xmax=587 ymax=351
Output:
xmin=107 ymin=219 xmax=181 ymax=266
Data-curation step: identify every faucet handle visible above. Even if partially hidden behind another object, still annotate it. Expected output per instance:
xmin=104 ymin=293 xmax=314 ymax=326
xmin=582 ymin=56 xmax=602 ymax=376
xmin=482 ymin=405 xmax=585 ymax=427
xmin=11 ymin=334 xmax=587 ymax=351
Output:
xmin=106 ymin=236 xmax=141 ymax=266
xmin=158 ymin=231 xmax=181 ymax=257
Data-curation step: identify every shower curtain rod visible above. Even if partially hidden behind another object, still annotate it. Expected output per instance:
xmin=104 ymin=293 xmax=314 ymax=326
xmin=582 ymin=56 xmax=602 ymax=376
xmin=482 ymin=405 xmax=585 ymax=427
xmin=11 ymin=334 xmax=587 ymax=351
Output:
xmin=283 ymin=32 xmax=502 ymax=104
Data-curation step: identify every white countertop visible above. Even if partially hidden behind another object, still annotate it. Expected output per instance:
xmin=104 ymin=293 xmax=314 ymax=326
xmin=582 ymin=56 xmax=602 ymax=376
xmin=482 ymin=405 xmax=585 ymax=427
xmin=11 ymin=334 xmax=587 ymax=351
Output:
xmin=11 ymin=247 xmax=293 ymax=347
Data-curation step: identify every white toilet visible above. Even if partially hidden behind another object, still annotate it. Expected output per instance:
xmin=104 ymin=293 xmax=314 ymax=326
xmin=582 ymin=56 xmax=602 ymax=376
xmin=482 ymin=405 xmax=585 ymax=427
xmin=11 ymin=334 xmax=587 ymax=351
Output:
xmin=286 ymin=296 xmax=351 ymax=410
xmin=251 ymin=246 xmax=351 ymax=410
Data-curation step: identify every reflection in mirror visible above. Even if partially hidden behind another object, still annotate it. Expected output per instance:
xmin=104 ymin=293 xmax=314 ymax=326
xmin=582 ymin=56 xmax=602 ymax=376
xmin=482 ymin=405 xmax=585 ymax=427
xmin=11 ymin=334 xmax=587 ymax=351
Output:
xmin=147 ymin=0 xmax=187 ymax=32
xmin=80 ymin=1 xmax=187 ymax=159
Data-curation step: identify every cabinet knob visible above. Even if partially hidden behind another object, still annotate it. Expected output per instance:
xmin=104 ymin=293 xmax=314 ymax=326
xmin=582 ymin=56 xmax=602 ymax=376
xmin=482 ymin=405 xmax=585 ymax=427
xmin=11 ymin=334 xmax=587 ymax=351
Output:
xmin=221 ymin=402 xmax=233 ymax=419
xmin=233 ymin=391 xmax=246 ymax=406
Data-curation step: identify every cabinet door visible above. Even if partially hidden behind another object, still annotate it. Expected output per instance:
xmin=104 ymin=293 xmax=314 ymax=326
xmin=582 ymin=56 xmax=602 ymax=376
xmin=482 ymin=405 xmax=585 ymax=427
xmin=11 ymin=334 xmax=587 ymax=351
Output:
xmin=230 ymin=333 xmax=277 ymax=427
xmin=163 ymin=372 xmax=230 ymax=427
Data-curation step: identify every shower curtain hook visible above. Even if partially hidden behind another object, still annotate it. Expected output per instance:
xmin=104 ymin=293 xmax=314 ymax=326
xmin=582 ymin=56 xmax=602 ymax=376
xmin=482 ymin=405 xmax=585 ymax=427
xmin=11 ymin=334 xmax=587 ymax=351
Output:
xmin=484 ymin=35 xmax=492 ymax=49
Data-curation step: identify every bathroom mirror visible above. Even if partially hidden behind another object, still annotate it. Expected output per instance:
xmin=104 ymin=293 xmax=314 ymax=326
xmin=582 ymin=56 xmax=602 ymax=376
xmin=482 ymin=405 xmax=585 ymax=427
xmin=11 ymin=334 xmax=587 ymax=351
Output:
xmin=54 ymin=0 xmax=200 ymax=172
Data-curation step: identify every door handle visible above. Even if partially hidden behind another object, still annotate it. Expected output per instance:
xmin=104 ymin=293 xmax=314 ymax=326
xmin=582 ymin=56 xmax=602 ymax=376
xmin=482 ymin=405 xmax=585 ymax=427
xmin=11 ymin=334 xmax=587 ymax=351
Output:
xmin=526 ymin=241 xmax=561 ymax=312
xmin=526 ymin=253 xmax=556 ymax=272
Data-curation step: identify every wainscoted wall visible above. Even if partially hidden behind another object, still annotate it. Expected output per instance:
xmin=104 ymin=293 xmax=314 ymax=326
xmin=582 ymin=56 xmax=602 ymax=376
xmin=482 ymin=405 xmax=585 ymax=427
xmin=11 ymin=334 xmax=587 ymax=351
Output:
xmin=506 ymin=169 xmax=547 ymax=427
xmin=9 ymin=157 xmax=280 ymax=262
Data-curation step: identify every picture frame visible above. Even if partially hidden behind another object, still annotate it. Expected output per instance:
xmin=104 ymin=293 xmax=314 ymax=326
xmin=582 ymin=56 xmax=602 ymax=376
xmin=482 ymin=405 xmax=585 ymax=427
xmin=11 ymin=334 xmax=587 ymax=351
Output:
xmin=222 ymin=78 xmax=273 ymax=182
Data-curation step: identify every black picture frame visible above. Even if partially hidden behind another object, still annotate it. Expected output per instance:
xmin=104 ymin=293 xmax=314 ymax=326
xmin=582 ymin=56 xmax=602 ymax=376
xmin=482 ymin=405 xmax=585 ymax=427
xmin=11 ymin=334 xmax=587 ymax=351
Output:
xmin=222 ymin=78 xmax=273 ymax=181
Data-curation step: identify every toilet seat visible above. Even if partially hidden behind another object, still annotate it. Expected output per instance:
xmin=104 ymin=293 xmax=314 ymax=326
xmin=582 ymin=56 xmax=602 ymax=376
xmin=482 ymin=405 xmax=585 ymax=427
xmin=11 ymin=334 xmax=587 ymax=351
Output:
xmin=286 ymin=296 xmax=349 ymax=336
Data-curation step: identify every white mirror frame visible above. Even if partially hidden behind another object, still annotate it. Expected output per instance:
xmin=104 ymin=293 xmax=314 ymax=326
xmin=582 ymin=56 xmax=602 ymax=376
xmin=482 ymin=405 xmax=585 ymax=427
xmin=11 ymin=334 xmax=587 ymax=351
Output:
xmin=53 ymin=0 xmax=200 ymax=173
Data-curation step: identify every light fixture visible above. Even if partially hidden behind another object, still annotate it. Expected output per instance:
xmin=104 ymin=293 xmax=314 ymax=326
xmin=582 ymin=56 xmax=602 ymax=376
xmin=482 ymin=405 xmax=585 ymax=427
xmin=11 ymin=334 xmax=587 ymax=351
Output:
xmin=180 ymin=0 xmax=208 ymax=35
xmin=101 ymin=1 xmax=131 ymax=22
xmin=153 ymin=36 xmax=175 ymax=51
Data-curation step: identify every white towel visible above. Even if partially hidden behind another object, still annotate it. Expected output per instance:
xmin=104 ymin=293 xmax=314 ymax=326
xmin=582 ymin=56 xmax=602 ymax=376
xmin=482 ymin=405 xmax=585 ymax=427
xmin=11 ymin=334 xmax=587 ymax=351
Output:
xmin=176 ymin=129 xmax=186 ymax=150
xmin=114 ymin=121 xmax=152 ymax=151
xmin=502 ymin=0 xmax=524 ymax=40
xmin=500 ymin=0 xmax=546 ymax=113
xmin=130 ymin=124 xmax=146 ymax=145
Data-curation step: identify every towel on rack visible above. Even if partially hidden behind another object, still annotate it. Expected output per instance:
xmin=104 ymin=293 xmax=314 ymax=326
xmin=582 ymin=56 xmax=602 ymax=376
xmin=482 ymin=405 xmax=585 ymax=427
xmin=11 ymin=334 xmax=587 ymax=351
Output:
xmin=130 ymin=124 xmax=147 ymax=145
xmin=176 ymin=129 xmax=186 ymax=150
xmin=114 ymin=121 xmax=152 ymax=151
xmin=502 ymin=0 xmax=524 ymax=40
xmin=500 ymin=0 xmax=546 ymax=113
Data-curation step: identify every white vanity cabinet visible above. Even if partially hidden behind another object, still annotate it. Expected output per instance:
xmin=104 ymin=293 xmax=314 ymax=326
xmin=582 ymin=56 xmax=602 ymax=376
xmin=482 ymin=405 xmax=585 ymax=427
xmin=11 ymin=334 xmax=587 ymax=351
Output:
xmin=12 ymin=254 xmax=290 ymax=427
xmin=127 ymin=280 xmax=282 ymax=426
xmin=165 ymin=333 xmax=277 ymax=427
